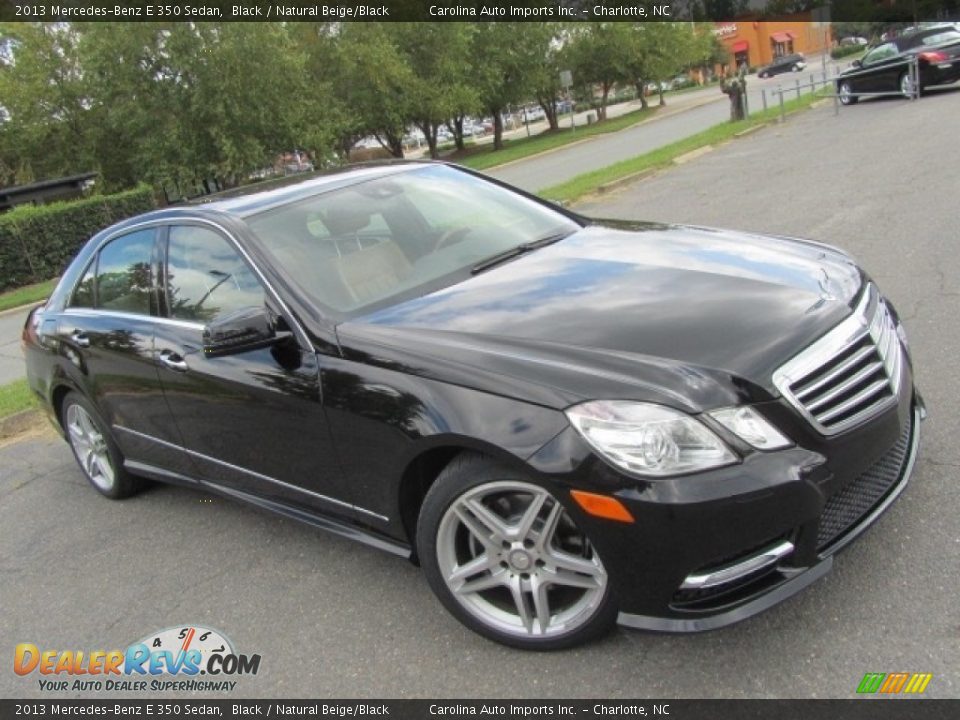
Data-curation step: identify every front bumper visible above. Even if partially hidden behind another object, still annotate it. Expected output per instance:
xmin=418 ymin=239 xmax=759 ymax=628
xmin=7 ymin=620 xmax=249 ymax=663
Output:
xmin=618 ymin=401 xmax=922 ymax=632
xmin=528 ymin=375 xmax=923 ymax=632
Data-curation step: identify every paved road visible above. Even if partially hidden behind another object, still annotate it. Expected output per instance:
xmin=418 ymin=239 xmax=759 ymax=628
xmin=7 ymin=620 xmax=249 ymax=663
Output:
xmin=487 ymin=55 xmax=852 ymax=193
xmin=0 ymin=307 xmax=30 ymax=385
xmin=3 ymin=86 xmax=958 ymax=699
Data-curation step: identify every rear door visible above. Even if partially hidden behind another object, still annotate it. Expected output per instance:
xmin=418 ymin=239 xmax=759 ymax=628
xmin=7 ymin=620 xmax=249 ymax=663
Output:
xmin=57 ymin=227 xmax=188 ymax=473
xmin=151 ymin=221 xmax=356 ymax=520
xmin=858 ymin=43 xmax=901 ymax=93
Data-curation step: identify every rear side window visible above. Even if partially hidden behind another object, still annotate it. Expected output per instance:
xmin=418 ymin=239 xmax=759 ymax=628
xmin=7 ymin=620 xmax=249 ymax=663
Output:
xmin=69 ymin=261 xmax=97 ymax=309
xmin=165 ymin=225 xmax=264 ymax=323
xmin=95 ymin=229 xmax=156 ymax=315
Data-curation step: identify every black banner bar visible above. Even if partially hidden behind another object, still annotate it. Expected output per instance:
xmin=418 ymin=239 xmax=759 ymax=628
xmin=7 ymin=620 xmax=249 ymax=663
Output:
xmin=2 ymin=0 xmax=959 ymax=23
xmin=0 ymin=700 xmax=958 ymax=719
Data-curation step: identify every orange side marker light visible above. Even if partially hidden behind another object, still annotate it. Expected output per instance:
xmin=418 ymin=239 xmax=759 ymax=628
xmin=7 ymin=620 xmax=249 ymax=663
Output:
xmin=570 ymin=490 xmax=635 ymax=523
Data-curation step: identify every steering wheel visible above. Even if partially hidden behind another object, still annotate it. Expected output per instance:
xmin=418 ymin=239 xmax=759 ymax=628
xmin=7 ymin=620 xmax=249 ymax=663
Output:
xmin=432 ymin=226 xmax=472 ymax=253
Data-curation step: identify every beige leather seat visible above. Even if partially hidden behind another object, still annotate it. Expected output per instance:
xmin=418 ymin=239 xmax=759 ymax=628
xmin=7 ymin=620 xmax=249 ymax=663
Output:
xmin=329 ymin=241 xmax=412 ymax=306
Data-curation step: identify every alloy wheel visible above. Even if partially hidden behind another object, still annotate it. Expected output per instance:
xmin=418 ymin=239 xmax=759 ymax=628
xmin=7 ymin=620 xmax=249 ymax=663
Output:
xmin=839 ymin=82 xmax=853 ymax=105
xmin=900 ymin=73 xmax=915 ymax=99
xmin=66 ymin=403 xmax=116 ymax=492
xmin=435 ymin=480 xmax=607 ymax=639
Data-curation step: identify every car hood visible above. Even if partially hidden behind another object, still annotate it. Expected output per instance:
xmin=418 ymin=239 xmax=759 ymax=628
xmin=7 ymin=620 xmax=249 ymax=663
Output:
xmin=336 ymin=222 xmax=862 ymax=412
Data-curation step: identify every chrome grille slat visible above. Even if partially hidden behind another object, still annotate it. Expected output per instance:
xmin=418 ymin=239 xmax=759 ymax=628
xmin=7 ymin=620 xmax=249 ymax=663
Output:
xmin=773 ymin=284 xmax=903 ymax=435
xmin=793 ymin=345 xmax=875 ymax=400
xmin=815 ymin=379 xmax=890 ymax=424
xmin=804 ymin=361 xmax=886 ymax=412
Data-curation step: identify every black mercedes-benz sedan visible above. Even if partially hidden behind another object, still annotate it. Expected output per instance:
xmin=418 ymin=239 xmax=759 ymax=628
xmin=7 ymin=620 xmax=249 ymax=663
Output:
xmin=23 ymin=162 xmax=923 ymax=649
xmin=836 ymin=26 xmax=960 ymax=104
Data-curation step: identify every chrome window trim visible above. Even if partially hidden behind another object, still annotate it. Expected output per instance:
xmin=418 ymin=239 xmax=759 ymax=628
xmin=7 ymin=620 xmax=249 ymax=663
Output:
xmin=62 ymin=308 xmax=204 ymax=331
xmin=77 ymin=215 xmax=312 ymax=350
xmin=773 ymin=283 xmax=903 ymax=435
xmin=114 ymin=425 xmax=388 ymax=522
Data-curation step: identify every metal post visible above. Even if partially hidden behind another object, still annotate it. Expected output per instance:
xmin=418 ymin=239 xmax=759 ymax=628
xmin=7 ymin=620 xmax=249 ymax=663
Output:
xmin=913 ymin=56 xmax=920 ymax=100
xmin=762 ymin=88 xmax=767 ymax=112
xmin=795 ymin=78 xmax=801 ymax=100
xmin=810 ymin=73 xmax=815 ymax=91
xmin=743 ymin=86 xmax=749 ymax=118
xmin=834 ymin=87 xmax=840 ymax=116
xmin=778 ymin=86 xmax=785 ymax=123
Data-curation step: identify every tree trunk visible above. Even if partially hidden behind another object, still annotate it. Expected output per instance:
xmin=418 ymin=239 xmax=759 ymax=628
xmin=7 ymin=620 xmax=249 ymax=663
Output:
xmin=377 ymin=132 xmax=404 ymax=158
xmin=598 ymin=83 xmax=611 ymax=121
xmin=635 ymin=81 xmax=649 ymax=110
xmin=450 ymin=116 xmax=465 ymax=151
xmin=492 ymin=109 xmax=504 ymax=150
xmin=658 ymin=84 xmax=666 ymax=106
xmin=538 ymin=96 xmax=559 ymax=131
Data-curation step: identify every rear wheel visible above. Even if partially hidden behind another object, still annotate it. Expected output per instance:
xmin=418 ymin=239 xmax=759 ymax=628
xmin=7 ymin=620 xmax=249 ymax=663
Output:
xmin=62 ymin=392 xmax=142 ymax=499
xmin=839 ymin=81 xmax=858 ymax=105
xmin=792 ymin=64 xmax=801 ymax=72
xmin=417 ymin=455 xmax=617 ymax=650
xmin=900 ymin=72 xmax=919 ymax=99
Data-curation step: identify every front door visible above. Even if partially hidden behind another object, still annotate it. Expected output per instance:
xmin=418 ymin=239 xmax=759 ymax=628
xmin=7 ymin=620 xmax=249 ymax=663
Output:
xmin=151 ymin=222 xmax=353 ymax=520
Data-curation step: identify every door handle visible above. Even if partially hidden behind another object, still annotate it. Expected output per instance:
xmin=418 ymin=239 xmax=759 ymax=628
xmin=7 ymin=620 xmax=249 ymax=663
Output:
xmin=70 ymin=331 xmax=90 ymax=348
xmin=158 ymin=350 xmax=189 ymax=372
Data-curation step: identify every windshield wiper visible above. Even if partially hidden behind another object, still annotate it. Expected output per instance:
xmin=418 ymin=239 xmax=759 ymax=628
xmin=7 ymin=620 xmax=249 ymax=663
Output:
xmin=470 ymin=231 xmax=570 ymax=274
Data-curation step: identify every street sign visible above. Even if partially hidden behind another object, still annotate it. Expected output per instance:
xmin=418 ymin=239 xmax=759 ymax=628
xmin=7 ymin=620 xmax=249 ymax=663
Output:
xmin=560 ymin=70 xmax=573 ymax=89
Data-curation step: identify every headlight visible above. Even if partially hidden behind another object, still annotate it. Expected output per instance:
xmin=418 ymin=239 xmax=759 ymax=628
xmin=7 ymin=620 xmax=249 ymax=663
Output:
xmin=565 ymin=401 xmax=737 ymax=477
xmin=708 ymin=407 xmax=792 ymax=450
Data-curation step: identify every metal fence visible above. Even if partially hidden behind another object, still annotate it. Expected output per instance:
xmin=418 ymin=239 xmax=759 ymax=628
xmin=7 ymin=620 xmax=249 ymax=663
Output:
xmin=750 ymin=55 xmax=923 ymax=123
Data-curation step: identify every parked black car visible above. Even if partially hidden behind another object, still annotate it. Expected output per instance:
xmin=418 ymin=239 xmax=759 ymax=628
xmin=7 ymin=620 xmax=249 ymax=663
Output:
xmin=23 ymin=163 xmax=923 ymax=649
xmin=836 ymin=26 xmax=960 ymax=104
xmin=757 ymin=53 xmax=806 ymax=78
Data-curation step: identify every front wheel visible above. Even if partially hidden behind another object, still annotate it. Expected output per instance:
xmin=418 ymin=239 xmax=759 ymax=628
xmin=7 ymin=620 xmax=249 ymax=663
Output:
xmin=417 ymin=455 xmax=618 ymax=649
xmin=792 ymin=64 xmax=801 ymax=72
xmin=838 ymin=81 xmax=858 ymax=105
xmin=62 ymin=392 xmax=143 ymax=499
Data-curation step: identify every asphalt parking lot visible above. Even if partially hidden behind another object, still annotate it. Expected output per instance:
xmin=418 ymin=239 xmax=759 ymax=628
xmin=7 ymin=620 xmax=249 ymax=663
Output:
xmin=3 ymin=88 xmax=959 ymax=700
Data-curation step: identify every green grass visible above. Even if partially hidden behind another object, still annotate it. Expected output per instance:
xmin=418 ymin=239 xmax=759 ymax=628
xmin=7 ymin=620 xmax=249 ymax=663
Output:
xmin=540 ymin=88 xmax=830 ymax=204
xmin=456 ymin=105 xmax=661 ymax=171
xmin=0 ymin=379 xmax=36 ymax=419
xmin=0 ymin=278 xmax=57 ymax=313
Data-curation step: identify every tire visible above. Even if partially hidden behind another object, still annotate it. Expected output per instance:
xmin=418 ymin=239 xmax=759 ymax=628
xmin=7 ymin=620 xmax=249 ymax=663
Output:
xmin=838 ymin=81 xmax=858 ymax=105
xmin=759 ymin=71 xmax=768 ymax=79
xmin=900 ymin=72 xmax=919 ymax=99
xmin=61 ymin=391 xmax=143 ymax=499
xmin=792 ymin=64 xmax=800 ymax=72
xmin=417 ymin=454 xmax=618 ymax=650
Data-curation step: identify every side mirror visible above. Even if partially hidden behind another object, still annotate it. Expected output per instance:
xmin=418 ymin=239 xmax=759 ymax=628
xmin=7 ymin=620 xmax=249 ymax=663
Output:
xmin=203 ymin=306 xmax=290 ymax=357
xmin=851 ymin=59 xmax=862 ymax=68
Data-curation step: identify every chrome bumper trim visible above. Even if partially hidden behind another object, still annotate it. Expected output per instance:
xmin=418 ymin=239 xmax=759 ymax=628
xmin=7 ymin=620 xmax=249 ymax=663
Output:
xmin=679 ymin=540 xmax=795 ymax=590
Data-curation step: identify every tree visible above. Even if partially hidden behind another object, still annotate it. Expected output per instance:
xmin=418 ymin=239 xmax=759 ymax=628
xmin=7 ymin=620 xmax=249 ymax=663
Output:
xmin=389 ymin=23 xmax=474 ymax=159
xmin=566 ymin=23 xmax=633 ymax=121
xmin=472 ymin=23 xmax=539 ymax=150
xmin=0 ymin=23 xmax=92 ymax=187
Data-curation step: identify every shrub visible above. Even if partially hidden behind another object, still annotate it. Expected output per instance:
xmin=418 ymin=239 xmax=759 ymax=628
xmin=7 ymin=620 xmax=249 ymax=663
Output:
xmin=831 ymin=45 xmax=865 ymax=60
xmin=0 ymin=186 xmax=156 ymax=292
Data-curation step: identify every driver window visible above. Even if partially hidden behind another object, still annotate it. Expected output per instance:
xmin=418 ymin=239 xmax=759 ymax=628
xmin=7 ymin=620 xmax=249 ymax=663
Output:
xmin=165 ymin=225 xmax=265 ymax=323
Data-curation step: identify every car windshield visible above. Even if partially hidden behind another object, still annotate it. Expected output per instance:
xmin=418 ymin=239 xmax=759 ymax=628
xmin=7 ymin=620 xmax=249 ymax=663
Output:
xmin=246 ymin=165 xmax=580 ymax=316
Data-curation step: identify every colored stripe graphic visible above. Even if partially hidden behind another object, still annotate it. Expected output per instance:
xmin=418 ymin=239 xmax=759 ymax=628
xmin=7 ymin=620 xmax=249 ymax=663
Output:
xmin=857 ymin=672 xmax=932 ymax=695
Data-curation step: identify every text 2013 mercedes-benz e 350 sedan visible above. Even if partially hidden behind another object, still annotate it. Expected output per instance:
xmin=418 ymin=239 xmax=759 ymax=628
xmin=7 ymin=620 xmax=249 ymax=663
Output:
xmin=23 ymin=163 xmax=923 ymax=649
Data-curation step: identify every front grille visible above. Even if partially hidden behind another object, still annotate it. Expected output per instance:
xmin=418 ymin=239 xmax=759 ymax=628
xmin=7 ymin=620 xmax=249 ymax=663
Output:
xmin=816 ymin=414 xmax=913 ymax=551
xmin=774 ymin=284 xmax=903 ymax=435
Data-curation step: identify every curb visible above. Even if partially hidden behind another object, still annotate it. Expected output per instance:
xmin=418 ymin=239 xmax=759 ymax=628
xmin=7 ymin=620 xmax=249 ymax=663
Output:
xmin=0 ymin=408 xmax=42 ymax=439
xmin=597 ymin=169 xmax=657 ymax=194
xmin=0 ymin=302 xmax=42 ymax=319
xmin=734 ymin=123 xmax=768 ymax=138
xmin=673 ymin=145 xmax=714 ymax=165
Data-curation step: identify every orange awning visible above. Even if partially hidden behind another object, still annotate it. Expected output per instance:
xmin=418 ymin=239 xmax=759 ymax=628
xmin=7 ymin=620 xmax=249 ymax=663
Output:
xmin=732 ymin=40 xmax=749 ymax=53
xmin=770 ymin=32 xmax=794 ymax=42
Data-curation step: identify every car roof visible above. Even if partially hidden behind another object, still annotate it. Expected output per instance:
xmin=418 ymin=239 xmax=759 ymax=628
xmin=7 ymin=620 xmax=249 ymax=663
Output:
xmin=184 ymin=161 xmax=430 ymax=218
